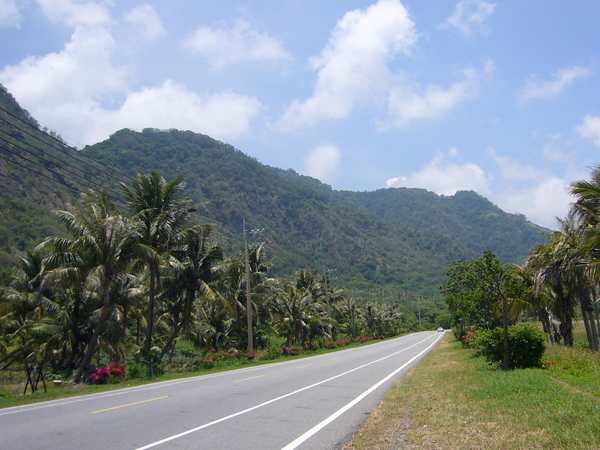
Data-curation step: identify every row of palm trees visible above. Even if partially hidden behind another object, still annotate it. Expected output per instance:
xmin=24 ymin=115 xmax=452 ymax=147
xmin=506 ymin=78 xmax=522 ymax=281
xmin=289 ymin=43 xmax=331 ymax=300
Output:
xmin=0 ymin=172 xmax=409 ymax=381
xmin=521 ymin=167 xmax=600 ymax=351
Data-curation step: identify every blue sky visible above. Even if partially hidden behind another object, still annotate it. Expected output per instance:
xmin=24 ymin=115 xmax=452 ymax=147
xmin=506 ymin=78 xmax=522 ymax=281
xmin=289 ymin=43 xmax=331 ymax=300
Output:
xmin=1 ymin=0 xmax=599 ymax=229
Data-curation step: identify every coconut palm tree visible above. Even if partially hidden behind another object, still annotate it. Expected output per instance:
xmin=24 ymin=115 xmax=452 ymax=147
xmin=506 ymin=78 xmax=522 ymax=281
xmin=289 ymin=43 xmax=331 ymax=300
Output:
xmin=527 ymin=214 xmax=599 ymax=350
xmin=39 ymin=190 xmax=139 ymax=382
xmin=160 ymin=225 xmax=223 ymax=360
xmin=119 ymin=171 xmax=196 ymax=356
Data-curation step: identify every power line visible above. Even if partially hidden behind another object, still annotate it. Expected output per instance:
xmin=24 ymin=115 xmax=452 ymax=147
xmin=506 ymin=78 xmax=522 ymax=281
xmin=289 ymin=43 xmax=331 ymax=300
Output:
xmin=0 ymin=105 xmax=135 ymax=185
xmin=0 ymin=138 xmax=126 ymax=203
xmin=0 ymin=130 xmax=125 ymax=200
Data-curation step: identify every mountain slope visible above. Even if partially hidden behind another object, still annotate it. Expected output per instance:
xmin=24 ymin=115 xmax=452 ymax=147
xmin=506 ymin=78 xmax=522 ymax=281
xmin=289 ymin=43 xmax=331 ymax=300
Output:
xmin=329 ymin=187 xmax=547 ymax=264
xmin=0 ymin=85 xmax=547 ymax=294
xmin=81 ymin=128 xmax=546 ymax=295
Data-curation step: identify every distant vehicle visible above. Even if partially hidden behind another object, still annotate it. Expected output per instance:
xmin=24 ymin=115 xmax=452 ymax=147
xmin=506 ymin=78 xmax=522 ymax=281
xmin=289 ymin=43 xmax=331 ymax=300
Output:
xmin=437 ymin=327 xmax=444 ymax=332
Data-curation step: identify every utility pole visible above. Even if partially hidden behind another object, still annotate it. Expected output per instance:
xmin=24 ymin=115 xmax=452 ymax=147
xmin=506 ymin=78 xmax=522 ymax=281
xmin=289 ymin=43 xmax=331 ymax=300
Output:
xmin=323 ymin=263 xmax=332 ymax=341
xmin=244 ymin=219 xmax=253 ymax=351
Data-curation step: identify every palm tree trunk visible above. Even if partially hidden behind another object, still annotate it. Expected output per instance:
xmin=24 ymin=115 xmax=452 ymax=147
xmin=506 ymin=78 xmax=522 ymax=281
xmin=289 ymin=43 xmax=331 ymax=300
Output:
xmin=501 ymin=296 xmax=510 ymax=370
xmin=74 ymin=280 xmax=110 ymax=383
xmin=580 ymin=295 xmax=599 ymax=351
xmin=144 ymin=259 xmax=159 ymax=355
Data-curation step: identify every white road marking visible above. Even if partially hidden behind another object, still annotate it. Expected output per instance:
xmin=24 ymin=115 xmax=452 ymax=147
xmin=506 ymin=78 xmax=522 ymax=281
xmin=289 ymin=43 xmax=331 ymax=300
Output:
xmin=280 ymin=331 xmax=444 ymax=450
xmin=135 ymin=333 xmax=440 ymax=449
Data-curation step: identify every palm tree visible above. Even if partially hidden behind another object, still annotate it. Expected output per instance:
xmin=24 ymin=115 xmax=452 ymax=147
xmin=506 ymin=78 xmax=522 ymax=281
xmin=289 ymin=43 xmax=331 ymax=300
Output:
xmin=39 ymin=190 xmax=139 ymax=382
xmin=526 ymin=214 xmax=599 ymax=350
xmin=160 ymin=225 xmax=223 ymax=360
xmin=267 ymin=268 xmax=326 ymax=347
xmin=2 ymin=250 xmax=47 ymax=329
xmin=120 ymin=171 xmax=196 ymax=356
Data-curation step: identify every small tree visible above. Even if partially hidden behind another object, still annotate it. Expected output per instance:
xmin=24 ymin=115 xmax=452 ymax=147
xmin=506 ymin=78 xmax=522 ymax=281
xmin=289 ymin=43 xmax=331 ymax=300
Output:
xmin=441 ymin=251 xmax=527 ymax=369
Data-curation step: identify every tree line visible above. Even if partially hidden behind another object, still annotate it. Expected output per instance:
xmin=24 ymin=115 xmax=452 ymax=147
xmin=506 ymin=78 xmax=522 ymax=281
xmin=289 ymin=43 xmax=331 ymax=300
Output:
xmin=0 ymin=171 xmax=431 ymax=383
xmin=442 ymin=166 xmax=600 ymax=368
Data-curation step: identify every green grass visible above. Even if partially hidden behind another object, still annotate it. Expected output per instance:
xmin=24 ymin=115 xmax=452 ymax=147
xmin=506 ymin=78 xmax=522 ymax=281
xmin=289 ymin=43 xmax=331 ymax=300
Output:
xmin=346 ymin=329 xmax=600 ymax=449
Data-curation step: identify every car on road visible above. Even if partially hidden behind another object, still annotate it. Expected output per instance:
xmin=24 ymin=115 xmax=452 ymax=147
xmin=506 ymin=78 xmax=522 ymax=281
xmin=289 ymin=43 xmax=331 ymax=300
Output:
xmin=437 ymin=327 xmax=444 ymax=332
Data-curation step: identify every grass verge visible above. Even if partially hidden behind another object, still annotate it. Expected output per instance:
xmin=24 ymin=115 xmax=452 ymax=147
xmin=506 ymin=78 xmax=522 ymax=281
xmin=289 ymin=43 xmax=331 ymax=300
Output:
xmin=0 ymin=336 xmax=389 ymax=409
xmin=345 ymin=332 xmax=600 ymax=449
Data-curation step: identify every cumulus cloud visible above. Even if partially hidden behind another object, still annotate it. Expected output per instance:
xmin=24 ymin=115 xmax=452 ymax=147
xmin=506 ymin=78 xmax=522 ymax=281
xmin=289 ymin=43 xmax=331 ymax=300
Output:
xmin=181 ymin=19 xmax=291 ymax=69
xmin=81 ymin=80 xmax=262 ymax=144
xmin=386 ymin=152 xmax=491 ymax=195
xmin=0 ymin=0 xmax=21 ymax=28
xmin=495 ymin=177 xmax=571 ymax=229
xmin=1 ymin=9 xmax=262 ymax=146
xmin=382 ymin=61 xmax=493 ymax=127
xmin=520 ymin=66 xmax=592 ymax=104
xmin=486 ymin=148 xmax=576 ymax=229
xmin=36 ymin=0 xmax=112 ymax=28
xmin=277 ymin=0 xmax=418 ymax=131
xmin=1 ymin=26 xmax=128 ymax=109
xmin=124 ymin=4 xmax=165 ymax=41
xmin=302 ymin=144 xmax=342 ymax=184
xmin=439 ymin=0 xmax=496 ymax=37
xmin=576 ymin=115 xmax=600 ymax=148
xmin=488 ymin=148 xmax=545 ymax=182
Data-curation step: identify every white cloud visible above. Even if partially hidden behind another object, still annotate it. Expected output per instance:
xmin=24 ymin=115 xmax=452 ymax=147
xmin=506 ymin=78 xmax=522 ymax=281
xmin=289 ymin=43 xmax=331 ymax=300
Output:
xmin=1 ymin=17 xmax=261 ymax=146
xmin=277 ymin=0 xmax=418 ymax=131
xmin=303 ymin=144 xmax=342 ymax=183
xmin=495 ymin=177 xmax=571 ymax=229
xmin=487 ymin=148 xmax=580 ymax=229
xmin=181 ymin=19 xmax=291 ymax=69
xmin=1 ymin=26 xmax=128 ymax=109
xmin=576 ymin=115 xmax=600 ymax=148
xmin=124 ymin=4 xmax=165 ymax=41
xmin=79 ymin=80 xmax=262 ymax=144
xmin=520 ymin=66 xmax=592 ymax=104
xmin=386 ymin=152 xmax=491 ymax=195
xmin=488 ymin=148 xmax=544 ymax=182
xmin=439 ymin=0 xmax=496 ymax=37
xmin=0 ymin=0 xmax=21 ymax=28
xmin=36 ymin=0 xmax=112 ymax=28
xmin=382 ymin=62 xmax=492 ymax=127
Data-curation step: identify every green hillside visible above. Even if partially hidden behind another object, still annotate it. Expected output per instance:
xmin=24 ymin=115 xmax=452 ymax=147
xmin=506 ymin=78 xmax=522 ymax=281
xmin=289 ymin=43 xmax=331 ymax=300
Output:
xmin=330 ymin=187 xmax=546 ymax=264
xmin=0 ymin=84 xmax=548 ymax=295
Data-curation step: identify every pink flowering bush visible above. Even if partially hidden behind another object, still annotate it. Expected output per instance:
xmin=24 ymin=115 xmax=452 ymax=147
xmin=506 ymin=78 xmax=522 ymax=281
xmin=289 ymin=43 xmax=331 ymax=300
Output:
xmin=280 ymin=346 xmax=303 ymax=356
xmin=88 ymin=362 xmax=127 ymax=384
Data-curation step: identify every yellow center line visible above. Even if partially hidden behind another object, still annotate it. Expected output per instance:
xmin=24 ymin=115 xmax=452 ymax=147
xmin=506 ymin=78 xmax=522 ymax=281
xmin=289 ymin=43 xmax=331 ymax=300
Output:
xmin=235 ymin=374 xmax=266 ymax=383
xmin=296 ymin=364 xmax=313 ymax=368
xmin=331 ymin=357 xmax=342 ymax=361
xmin=91 ymin=396 xmax=169 ymax=414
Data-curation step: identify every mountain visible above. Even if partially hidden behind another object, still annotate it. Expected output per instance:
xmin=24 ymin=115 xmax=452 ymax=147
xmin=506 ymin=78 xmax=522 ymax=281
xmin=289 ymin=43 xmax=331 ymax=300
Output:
xmin=0 ymin=85 xmax=548 ymax=295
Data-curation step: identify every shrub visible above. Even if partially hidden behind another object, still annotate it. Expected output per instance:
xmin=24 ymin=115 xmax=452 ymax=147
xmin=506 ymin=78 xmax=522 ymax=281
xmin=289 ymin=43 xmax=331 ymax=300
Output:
xmin=88 ymin=362 xmax=127 ymax=384
xmin=280 ymin=346 xmax=303 ymax=356
xmin=126 ymin=364 xmax=148 ymax=379
xmin=475 ymin=325 xmax=546 ymax=369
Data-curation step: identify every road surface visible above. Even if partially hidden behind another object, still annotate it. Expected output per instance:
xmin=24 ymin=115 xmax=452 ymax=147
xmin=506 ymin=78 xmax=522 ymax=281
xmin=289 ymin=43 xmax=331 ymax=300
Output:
xmin=1 ymin=331 xmax=444 ymax=449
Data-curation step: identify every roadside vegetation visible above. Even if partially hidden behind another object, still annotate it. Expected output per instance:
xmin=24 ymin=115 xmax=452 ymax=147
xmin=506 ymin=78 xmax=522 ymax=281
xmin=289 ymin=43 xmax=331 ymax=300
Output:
xmin=0 ymin=170 xmax=445 ymax=398
xmin=346 ymin=327 xmax=600 ymax=449
xmin=0 ymin=333 xmax=392 ymax=409
xmin=347 ymin=166 xmax=600 ymax=448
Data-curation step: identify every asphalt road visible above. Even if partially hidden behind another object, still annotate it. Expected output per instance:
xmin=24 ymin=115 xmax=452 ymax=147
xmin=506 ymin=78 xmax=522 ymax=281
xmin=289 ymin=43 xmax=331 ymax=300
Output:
xmin=0 ymin=331 xmax=444 ymax=449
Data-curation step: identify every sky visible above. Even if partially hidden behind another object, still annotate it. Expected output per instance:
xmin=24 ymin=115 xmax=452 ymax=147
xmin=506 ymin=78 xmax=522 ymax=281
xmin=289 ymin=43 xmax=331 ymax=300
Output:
xmin=1 ymin=0 xmax=599 ymax=230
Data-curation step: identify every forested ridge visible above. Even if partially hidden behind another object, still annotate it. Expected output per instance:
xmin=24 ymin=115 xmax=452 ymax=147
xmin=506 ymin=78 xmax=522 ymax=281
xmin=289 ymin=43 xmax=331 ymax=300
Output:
xmin=0 ymin=82 xmax=554 ymax=385
xmin=0 ymin=83 xmax=547 ymax=294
